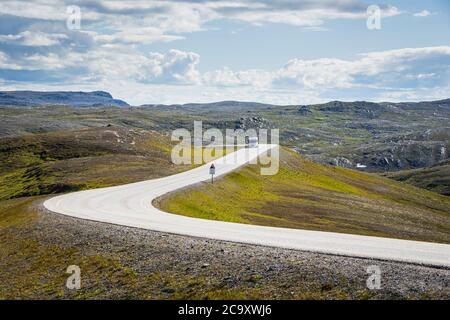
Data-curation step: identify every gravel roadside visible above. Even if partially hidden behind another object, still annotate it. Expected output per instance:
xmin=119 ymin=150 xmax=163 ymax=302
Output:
xmin=3 ymin=200 xmax=448 ymax=300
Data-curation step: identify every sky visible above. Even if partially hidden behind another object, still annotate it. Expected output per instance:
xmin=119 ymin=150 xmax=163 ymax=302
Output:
xmin=0 ymin=0 xmax=449 ymax=105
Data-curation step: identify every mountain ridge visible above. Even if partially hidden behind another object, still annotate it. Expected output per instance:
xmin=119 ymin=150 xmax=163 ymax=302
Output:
xmin=0 ymin=90 xmax=129 ymax=107
xmin=1 ymin=90 xmax=449 ymax=110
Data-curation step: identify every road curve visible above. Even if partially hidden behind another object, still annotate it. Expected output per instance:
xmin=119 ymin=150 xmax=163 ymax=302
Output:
xmin=44 ymin=144 xmax=450 ymax=267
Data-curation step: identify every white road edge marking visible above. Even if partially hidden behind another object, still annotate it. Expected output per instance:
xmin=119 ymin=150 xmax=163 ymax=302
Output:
xmin=44 ymin=144 xmax=450 ymax=267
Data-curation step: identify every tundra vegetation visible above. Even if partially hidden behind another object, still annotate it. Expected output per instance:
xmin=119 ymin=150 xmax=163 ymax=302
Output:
xmin=158 ymin=148 xmax=450 ymax=244
xmin=0 ymin=97 xmax=449 ymax=299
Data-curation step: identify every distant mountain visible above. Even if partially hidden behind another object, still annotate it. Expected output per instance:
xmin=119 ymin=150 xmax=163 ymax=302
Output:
xmin=141 ymin=98 xmax=450 ymax=113
xmin=0 ymin=91 xmax=129 ymax=107
xmin=140 ymin=100 xmax=279 ymax=110
xmin=139 ymin=97 xmax=450 ymax=173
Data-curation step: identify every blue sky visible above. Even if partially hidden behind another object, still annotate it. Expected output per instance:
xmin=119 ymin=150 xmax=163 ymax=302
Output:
xmin=0 ymin=0 xmax=449 ymax=105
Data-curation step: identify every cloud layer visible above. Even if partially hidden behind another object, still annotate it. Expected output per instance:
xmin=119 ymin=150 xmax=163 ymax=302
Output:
xmin=0 ymin=1 xmax=448 ymax=105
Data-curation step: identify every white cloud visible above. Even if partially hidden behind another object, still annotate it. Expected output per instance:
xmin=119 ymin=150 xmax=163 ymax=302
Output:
xmin=199 ymin=46 xmax=450 ymax=104
xmin=0 ymin=0 xmax=401 ymax=46
xmin=274 ymin=58 xmax=354 ymax=89
xmin=0 ymin=31 xmax=68 ymax=46
xmin=94 ymin=28 xmax=184 ymax=45
xmin=144 ymin=49 xmax=201 ymax=84
xmin=1 ymin=43 xmax=449 ymax=104
xmin=413 ymin=10 xmax=432 ymax=17
xmin=0 ymin=0 xmax=101 ymax=21
xmin=0 ymin=0 xmax=404 ymax=87
xmin=0 ymin=50 xmax=84 ymax=71
xmin=0 ymin=51 xmax=22 ymax=70
xmin=231 ymin=5 xmax=399 ymax=27
xmin=272 ymin=46 xmax=450 ymax=91
xmin=203 ymin=67 xmax=272 ymax=88
xmin=76 ymin=48 xmax=201 ymax=85
xmin=0 ymin=1 xmax=448 ymax=105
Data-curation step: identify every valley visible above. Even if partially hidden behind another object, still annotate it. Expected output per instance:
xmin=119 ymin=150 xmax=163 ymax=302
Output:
xmin=0 ymin=93 xmax=449 ymax=300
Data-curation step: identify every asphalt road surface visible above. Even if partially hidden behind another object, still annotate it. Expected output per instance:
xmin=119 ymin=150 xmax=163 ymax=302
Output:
xmin=44 ymin=144 xmax=450 ymax=267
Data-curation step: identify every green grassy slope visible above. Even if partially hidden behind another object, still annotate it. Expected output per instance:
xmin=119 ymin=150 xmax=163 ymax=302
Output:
xmin=0 ymin=127 xmax=187 ymax=201
xmin=2 ymin=103 xmax=449 ymax=174
xmin=0 ymin=127 xmax=180 ymax=298
xmin=158 ymin=148 xmax=450 ymax=244
xmin=0 ymin=128 xmax=243 ymax=299
xmin=0 ymin=126 xmax=448 ymax=299
xmin=384 ymin=160 xmax=450 ymax=196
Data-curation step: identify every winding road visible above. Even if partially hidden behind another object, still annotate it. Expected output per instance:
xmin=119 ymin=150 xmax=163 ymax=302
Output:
xmin=44 ymin=144 xmax=450 ymax=267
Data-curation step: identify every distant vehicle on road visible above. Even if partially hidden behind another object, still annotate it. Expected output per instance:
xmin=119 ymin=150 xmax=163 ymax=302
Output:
xmin=248 ymin=137 xmax=258 ymax=148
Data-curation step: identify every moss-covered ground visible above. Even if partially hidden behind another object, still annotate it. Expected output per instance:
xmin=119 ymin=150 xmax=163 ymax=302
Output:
xmin=158 ymin=148 xmax=450 ymax=243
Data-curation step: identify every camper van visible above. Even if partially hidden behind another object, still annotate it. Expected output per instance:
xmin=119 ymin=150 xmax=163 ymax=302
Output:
xmin=248 ymin=137 xmax=258 ymax=148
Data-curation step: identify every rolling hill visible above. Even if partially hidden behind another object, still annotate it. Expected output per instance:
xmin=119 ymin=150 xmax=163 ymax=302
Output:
xmin=0 ymin=96 xmax=448 ymax=196
xmin=384 ymin=160 xmax=450 ymax=196
xmin=0 ymin=91 xmax=129 ymax=107
xmin=0 ymin=123 xmax=448 ymax=299
xmin=157 ymin=147 xmax=450 ymax=244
